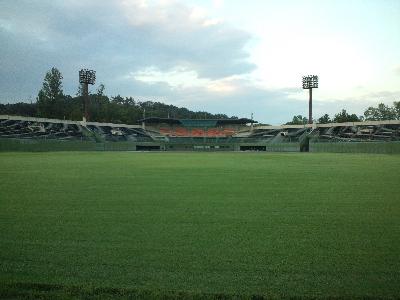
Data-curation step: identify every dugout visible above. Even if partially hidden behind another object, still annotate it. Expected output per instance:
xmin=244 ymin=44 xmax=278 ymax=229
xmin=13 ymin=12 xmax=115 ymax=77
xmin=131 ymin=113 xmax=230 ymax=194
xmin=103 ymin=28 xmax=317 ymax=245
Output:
xmin=136 ymin=145 xmax=162 ymax=151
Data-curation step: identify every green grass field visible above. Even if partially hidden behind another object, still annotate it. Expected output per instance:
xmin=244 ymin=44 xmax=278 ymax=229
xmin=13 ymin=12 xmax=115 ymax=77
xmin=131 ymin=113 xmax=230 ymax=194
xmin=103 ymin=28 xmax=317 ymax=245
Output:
xmin=1 ymin=152 xmax=399 ymax=299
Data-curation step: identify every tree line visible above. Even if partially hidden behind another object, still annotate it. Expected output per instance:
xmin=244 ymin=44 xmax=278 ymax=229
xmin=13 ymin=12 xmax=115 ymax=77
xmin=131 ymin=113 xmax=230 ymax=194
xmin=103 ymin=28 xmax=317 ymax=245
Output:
xmin=0 ymin=68 xmax=234 ymax=124
xmin=285 ymin=101 xmax=399 ymax=125
xmin=0 ymin=67 xmax=399 ymax=125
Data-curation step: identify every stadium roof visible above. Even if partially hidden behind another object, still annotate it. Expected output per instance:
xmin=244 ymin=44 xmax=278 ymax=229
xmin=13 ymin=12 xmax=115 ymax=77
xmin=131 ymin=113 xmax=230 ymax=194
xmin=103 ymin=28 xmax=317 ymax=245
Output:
xmin=138 ymin=117 xmax=256 ymax=127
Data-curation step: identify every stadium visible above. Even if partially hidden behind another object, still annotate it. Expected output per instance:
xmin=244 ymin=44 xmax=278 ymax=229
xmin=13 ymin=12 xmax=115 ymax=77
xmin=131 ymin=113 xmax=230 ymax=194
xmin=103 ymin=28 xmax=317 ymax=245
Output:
xmin=1 ymin=66 xmax=400 ymax=299
xmin=1 ymin=1 xmax=400 ymax=298
xmin=1 ymin=114 xmax=400 ymax=153
xmin=1 ymin=102 xmax=400 ymax=299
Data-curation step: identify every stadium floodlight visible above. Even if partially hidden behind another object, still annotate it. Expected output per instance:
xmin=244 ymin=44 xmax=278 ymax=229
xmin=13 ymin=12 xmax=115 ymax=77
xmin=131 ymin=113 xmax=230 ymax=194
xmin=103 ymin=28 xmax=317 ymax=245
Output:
xmin=302 ymin=75 xmax=318 ymax=89
xmin=79 ymin=69 xmax=96 ymax=85
xmin=79 ymin=69 xmax=96 ymax=122
xmin=302 ymin=75 xmax=318 ymax=124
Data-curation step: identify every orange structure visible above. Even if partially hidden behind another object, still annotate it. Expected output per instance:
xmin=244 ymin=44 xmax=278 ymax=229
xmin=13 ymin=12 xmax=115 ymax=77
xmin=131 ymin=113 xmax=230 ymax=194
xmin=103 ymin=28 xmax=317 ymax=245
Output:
xmin=159 ymin=127 xmax=237 ymax=137
xmin=141 ymin=117 xmax=255 ymax=138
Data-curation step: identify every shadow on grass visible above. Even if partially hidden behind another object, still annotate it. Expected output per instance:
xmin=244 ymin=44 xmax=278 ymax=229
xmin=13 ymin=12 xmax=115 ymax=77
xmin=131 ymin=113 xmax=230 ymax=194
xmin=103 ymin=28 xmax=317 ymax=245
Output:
xmin=0 ymin=282 xmax=394 ymax=300
xmin=0 ymin=282 xmax=268 ymax=300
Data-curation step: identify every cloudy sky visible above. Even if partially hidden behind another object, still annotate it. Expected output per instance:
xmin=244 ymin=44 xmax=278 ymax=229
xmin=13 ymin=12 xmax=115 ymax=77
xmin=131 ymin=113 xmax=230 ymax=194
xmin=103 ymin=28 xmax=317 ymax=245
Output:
xmin=1 ymin=0 xmax=399 ymax=124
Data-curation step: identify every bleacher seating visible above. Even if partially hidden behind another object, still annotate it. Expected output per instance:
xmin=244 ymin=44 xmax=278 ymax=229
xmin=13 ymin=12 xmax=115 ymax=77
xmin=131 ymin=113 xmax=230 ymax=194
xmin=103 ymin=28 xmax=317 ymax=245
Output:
xmin=0 ymin=119 xmax=79 ymax=140
xmin=2 ymin=116 xmax=399 ymax=148
xmin=0 ymin=116 xmax=157 ymax=143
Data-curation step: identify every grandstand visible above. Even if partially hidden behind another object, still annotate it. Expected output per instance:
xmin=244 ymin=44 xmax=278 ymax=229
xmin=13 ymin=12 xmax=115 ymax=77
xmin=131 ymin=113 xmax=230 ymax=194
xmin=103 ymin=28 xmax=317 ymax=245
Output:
xmin=253 ymin=121 xmax=400 ymax=142
xmin=1 ymin=114 xmax=399 ymax=152
xmin=140 ymin=117 xmax=254 ymax=137
xmin=0 ymin=115 xmax=151 ymax=141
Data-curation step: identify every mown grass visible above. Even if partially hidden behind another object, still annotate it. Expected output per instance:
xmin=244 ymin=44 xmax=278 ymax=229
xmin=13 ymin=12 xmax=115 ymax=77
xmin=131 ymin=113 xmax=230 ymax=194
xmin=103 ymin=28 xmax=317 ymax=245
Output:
xmin=0 ymin=152 xmax=399 ymax=299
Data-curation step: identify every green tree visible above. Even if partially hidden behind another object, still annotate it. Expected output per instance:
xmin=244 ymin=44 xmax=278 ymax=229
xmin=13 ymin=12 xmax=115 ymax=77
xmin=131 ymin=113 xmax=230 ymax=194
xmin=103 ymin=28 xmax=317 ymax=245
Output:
xmin=394 ymin=101 xmax=400 ymax=119
xmin=364 ymin=103 xmax=397 ymax=121
xmin=37 ymin=67 xmax=65 ymax=118
xmin=286 ymin=115 xmax=308 ymax=125
xmin=318 ymin=114 xmax=331 ymax=124
xmin=96 ymin=84 xmax=105 ymax=96
xmin=333 ymin=109 xmax=360 ymax=123
xmin=0 ymin=102 xmax=36 ymax=117
xmin=75 ymin=83 xmax=82 ymax=97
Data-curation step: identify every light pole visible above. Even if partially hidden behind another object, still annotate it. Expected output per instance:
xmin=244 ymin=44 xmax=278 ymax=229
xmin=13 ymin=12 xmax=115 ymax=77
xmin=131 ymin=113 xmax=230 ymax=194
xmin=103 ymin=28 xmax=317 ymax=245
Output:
xmin=302 ymin=75 xmax=318 ymax=124
xmin=79 ymin=69 xmax=96 ymax=122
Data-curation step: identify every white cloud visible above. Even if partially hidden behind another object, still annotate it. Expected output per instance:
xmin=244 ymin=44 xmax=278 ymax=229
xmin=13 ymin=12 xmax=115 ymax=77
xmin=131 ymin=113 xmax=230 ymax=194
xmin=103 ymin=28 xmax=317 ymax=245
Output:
xmin=132 ymin=67 xmax=246 ymax=95
xmin=394 ymin=65 xmax=400 ymax=76
xmin=0 ymin=0 xmax=254 ymax=101
xmin=120 ymin=0 xmax=219 ymax=30
xmin=1 ymin=0 xmax=398 ymax=124
xmin=131 ymin=66 xmax=208 ymax=89
xmin=212 ymin=0 xmax=224 ymax=9
xmin=207 ymin=80 xmax=238 ymax=94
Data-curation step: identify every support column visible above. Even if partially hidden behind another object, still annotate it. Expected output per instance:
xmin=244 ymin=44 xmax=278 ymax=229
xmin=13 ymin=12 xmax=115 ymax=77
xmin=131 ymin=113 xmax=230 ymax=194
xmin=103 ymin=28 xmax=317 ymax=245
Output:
xmin=308 ymin=88 xmax=313 ymax=124
xmin=83 ymin=83 xmax=89 ymax=121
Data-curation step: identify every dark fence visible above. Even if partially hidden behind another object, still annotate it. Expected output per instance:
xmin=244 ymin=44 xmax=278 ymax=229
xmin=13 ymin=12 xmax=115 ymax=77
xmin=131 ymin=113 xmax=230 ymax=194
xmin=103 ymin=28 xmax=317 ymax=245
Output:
xmin=0 ymin=138 xmax=135 ymax=152
xmin=310 ymin=141 xmax=400 ymax=154
xmin=1 ymin=138 xmax=400 ymax=154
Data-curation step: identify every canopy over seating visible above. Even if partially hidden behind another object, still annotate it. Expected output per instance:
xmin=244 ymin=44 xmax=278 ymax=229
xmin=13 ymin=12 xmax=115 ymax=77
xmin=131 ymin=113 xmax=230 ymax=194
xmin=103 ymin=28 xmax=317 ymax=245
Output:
xmin=138 ymin=117 xmax=256 ymax=127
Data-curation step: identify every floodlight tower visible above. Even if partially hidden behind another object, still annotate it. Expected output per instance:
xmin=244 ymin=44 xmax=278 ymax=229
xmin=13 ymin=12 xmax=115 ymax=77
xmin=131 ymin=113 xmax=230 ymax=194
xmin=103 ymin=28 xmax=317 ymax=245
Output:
xmin=79 ymin=69 xmax=96 ymax=122
xmin=302 ymin=75 xmax=318 ymax=124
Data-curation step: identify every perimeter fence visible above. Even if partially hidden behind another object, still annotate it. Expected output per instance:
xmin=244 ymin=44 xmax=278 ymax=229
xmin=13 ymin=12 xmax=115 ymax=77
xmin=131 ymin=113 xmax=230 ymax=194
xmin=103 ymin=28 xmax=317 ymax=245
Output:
xmin=264 ymin=143 xmax=299 ymax=152
xmin=310 ymin=141 xmax=400 ymax=154
xmin=1 ymin=138 xmax=400 ymax=154
xmin=0 ymin=138 xmax=136 ymax=152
